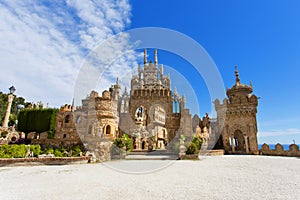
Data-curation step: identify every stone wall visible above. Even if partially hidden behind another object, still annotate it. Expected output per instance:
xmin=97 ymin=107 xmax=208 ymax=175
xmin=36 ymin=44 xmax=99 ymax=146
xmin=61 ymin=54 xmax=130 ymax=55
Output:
xmin=0 ymin=156 xmax=90 ymax=166
xmin=31 ymin=138 xmax=82 ymax=148
xmin=260 ymin=143 xmax=300 ymax=157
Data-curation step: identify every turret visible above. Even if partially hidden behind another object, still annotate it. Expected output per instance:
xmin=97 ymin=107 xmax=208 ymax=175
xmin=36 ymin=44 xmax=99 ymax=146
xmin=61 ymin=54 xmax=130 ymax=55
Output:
xmin=144 ymin=49 xmax=147 ymax=65
xmin=154 ymin=49 xmax=158 ymax=65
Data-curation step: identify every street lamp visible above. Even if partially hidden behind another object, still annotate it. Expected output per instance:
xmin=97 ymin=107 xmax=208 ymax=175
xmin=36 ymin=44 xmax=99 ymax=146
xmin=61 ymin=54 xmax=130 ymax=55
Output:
xmin=9 ymin=86 xmax=16 ymax=94
xmin=2 ymin=86 xmax=16 ymax=129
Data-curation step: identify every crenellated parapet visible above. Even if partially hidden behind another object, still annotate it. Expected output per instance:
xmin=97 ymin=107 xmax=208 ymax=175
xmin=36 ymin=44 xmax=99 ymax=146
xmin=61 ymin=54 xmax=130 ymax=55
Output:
xmin=260 ymin=143 xmax=300 ymax=157
xmin=60 ymin=104 xmax=74 ymax=112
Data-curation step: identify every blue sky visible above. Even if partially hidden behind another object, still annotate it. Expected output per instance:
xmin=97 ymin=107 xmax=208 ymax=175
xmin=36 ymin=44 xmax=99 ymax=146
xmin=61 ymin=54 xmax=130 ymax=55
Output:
xmin=0 ymin=0 xmax=299 ymax=144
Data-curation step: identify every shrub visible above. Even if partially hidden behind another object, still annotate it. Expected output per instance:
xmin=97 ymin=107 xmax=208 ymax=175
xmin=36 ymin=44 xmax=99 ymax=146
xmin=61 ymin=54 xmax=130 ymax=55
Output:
xmin=192 ymin=135 xmax=203 ymax=150
xmin=186 ymin=143 xmax=197 ymax=154
xmin=71 ymin=145 xmax=83 ymax=156
xmin=113 ymin=134 xmax=133 ymax=152
xmin=30 ymin=145 xmax=41 ymax=157
xmin=54 ymin=149 xmax=63 ymax=157
xmin=0 ymin=144 xmax=27 ymax=158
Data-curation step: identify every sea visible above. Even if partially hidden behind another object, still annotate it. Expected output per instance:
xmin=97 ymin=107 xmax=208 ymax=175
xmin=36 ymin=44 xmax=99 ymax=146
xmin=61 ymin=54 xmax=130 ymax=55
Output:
xmin=258 ymin=144 xmax=300 ymax=150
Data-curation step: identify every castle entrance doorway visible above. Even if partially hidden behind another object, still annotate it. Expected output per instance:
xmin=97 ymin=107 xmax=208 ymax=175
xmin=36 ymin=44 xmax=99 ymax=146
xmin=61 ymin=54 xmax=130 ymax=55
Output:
xmin=142 ymin=141 xmax=146 ymax=150
xmin=233 ymin=130 xmax=245 ymax=151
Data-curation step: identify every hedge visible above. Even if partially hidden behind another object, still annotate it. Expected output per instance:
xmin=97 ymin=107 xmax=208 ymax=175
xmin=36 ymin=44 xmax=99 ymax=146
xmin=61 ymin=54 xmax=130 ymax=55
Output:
xmin=17 ymin=108 xmax=58 ymax=134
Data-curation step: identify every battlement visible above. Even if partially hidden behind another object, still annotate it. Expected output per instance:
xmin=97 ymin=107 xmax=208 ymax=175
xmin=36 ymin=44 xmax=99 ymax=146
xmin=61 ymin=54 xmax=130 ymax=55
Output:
xmin=260 ymin=143 xmax=300 ymax=157
xmin=60 ymin=104 xmax=74 ymax=112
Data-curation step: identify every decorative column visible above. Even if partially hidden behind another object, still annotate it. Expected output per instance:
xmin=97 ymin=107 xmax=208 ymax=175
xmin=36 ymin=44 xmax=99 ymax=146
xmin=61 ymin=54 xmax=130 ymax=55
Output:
xmin=231 ymin=137 xmax=235 ymax=152
xmin=2 ymin=86 xmax=16 ymax=129
xmin=244 ymin=135 xmax=249 ymax=153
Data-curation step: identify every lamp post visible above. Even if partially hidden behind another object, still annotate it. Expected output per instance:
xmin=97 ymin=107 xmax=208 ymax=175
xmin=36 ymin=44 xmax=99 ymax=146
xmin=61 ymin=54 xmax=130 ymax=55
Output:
xmin=2 ymin=86 xmax=16 ymax=129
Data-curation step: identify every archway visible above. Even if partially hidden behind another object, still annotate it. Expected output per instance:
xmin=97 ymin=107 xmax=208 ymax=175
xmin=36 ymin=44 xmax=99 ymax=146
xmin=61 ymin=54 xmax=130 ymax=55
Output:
xmin=142 ymin=141 xmax=146 ymax=150
xmin=106 ymin=125 xmax=111 ymax=135
xmin=65 ymin=115 xmax=70 ymax=123
xmin=233 ymin=130 xmax=245 ymax=151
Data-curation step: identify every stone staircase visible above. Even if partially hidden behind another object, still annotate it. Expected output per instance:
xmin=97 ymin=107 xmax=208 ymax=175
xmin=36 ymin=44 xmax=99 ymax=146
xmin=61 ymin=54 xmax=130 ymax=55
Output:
xmin=125 ymin=149 xmax=179 ymax=160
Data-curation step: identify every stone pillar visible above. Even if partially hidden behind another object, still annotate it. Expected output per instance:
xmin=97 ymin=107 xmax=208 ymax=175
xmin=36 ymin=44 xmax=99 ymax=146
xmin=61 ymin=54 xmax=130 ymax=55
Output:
xmin=231 ymin=137 xmax=235 ymax=152
xmin=2 ymin=94 xmax=14 ymax=129
xmin=244 ymin=135 xmax=249 ymax=153
xmin=179 ymin=138 xmax=186 ymax=158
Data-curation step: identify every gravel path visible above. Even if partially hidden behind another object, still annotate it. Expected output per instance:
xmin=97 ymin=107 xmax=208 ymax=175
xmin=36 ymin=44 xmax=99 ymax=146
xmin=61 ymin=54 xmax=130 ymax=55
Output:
xmin=1 ymin=155 xmax=299 ymax=200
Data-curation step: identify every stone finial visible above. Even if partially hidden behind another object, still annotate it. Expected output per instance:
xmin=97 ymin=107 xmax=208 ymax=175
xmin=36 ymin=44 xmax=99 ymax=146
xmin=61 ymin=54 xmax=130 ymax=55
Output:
xmin=144 ymin=49 xmax=147 ymax=64
xmin=160 ymin=64 xmax=164 ymax=76
xmin=154 ymin=49 xmax=158 ymax=65
xmin=138 ymin=64 xmax=141 ymax=78
xmin=235 ymin=66 xmax=240 ymax=85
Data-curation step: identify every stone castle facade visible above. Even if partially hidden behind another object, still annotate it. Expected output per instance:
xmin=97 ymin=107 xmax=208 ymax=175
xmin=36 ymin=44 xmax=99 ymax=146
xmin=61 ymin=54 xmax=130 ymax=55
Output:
xmin=212 ymin=68 xmax=259 ymax=154
xmin=54 ymin=49 xmax=259 ymax=154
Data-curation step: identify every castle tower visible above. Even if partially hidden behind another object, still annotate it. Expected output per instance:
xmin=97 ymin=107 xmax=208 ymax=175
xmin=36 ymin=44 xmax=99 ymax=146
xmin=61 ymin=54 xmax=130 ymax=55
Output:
xmin=125 ymin=49 xmax=190 ymax=147
xmin=214 ymin=67 xmax=259 ymax=154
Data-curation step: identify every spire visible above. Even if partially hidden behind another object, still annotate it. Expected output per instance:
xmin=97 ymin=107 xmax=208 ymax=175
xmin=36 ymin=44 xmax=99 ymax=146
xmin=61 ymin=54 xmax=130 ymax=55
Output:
xmin=174 ymin=87 xmax=178 ymax=96
xmin=235 ymin=66 xmax=240 ymax=85
xmin=154 ymin=49 xmax=158 ymax=65
xmin=144 ymin=49 xmax=147 ymax=65
xmin=71 ymin=98 xmax=74 ymax=112
xmin=160 ymin=64 xmax=164 ymax=78
xmin=138 ymin=64 xmax=141 ymax=79
xmin=250 ymin=80 xmax=253 ymax=89
xmin=116 ymin=77 xmax=119 ymax=85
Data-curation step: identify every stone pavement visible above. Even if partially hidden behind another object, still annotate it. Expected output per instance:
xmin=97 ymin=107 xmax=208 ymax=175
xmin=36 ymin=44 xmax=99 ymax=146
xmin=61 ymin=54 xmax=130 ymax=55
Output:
xmin=1 ymin=155 xmax=300 ymax=199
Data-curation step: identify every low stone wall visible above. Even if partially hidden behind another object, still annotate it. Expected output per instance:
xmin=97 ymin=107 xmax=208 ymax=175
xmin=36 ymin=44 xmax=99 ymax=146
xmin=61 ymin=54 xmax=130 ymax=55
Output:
xmin=199 ymin=149 xmax=225 ymax=156
xmin=180 ymin=154 xmax=199 ymax=160
xmin=31 ymin=138 xmax=82 ymax=148
xmin=0 ymin=156 xmax=90 ymax=167
xmin=180 ymin=149 xmax=225 ymax=160
xmin=260 ymin=143 xmax=300 ymax=157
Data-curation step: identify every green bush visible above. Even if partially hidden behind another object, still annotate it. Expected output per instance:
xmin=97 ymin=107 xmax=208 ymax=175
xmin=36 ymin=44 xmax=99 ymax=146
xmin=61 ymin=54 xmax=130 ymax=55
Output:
xmin=54 ymin=149 xmax=63 ymax=157
xmin=0 ymin=144 xmax=29 ymax=158
xmin=113 ymin=134 xmax=133 ymax=152
xmin=30 ymin=145 xmax=41 ymax=157
xmin=0 ymin=144 xmax=85 ymax=158
xmin=186 ymin=143 xmax=197 ymax=154
xmin=191 ymin=135 xmax=203 ymax=150
xmin=71 ymin=145 xmax=83 ymax=156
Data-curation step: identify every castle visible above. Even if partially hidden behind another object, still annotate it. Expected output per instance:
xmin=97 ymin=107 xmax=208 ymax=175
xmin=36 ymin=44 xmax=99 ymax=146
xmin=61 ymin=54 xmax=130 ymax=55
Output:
xmin=55 ymin=49 xmax=259 ymax=154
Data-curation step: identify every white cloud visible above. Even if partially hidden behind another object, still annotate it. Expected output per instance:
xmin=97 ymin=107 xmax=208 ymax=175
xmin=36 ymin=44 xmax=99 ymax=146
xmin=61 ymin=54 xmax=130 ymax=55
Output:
xmin=259 ymin=128 xmax=300 ymax=137
xmin=0 ymin=0 xmax=133 ymax=107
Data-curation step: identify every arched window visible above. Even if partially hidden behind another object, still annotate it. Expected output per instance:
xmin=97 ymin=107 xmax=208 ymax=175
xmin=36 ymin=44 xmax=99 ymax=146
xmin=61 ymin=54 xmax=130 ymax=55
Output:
xmin=172 ymin=101 xmax=180 ymax=113
xmin=76 ymin=116 xmax=81 ymax=123
xmin=106 ymin=125 xmax=111 ymax=135
xmin=65 ymin=115 xmax=70 ymax=123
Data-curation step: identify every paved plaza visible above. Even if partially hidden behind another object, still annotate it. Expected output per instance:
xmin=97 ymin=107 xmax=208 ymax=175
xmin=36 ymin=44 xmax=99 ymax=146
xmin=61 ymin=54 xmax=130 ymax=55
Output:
xmin=1 ymin=155 xmax=299 ymax=200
